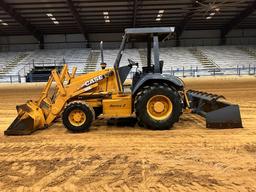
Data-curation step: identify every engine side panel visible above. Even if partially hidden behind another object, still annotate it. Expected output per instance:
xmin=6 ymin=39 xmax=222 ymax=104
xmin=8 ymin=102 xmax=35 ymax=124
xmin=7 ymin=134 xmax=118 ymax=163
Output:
xmin=103 ymin=95 xmax=132 ymax=117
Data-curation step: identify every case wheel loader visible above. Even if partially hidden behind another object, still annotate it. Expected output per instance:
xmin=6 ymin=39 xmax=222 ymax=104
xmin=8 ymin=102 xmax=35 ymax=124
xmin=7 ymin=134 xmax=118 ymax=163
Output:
xmin=5 ymin=27 xmax=243 ymax=135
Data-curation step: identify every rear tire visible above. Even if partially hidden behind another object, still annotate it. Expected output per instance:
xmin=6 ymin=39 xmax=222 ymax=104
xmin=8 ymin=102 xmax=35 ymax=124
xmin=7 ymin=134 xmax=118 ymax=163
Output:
xmin=62 ymin=102 xmax=94 ymax=132
xmin=135 ymin=83 xmax=182 ymax=130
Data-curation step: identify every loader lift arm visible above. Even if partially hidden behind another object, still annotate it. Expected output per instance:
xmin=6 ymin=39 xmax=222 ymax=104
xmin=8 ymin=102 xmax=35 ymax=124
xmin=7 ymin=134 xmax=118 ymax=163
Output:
xmin=5 ymin=64 xmax=77 ymax=135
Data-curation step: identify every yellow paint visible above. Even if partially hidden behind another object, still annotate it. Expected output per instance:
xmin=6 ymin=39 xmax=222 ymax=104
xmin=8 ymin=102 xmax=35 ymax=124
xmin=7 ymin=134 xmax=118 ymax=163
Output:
xmin=146 ymin=95 xmax=173 ymax=121
xmin=11 ymin=63 xmax=130 ymax=132
xmin=68 ymin=109 xmax=86 ymax=126
xmin=103 ymin=95 xmax=132 ymax=117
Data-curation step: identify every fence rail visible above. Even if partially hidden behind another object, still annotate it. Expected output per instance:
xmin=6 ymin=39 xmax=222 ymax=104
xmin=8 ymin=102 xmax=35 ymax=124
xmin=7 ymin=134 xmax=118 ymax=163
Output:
xmin=0 ymin=65 xmax=255 ymax=83
xmin=17 ymin=59 xmax=66 ymax=77
xmin=164 ymin=65 xmax=256 ymax=77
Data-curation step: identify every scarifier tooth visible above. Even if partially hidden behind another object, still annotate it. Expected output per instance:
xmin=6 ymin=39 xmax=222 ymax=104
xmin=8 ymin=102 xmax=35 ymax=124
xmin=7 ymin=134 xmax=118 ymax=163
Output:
xmin=187 ymin=89 xmax=243 ymax=128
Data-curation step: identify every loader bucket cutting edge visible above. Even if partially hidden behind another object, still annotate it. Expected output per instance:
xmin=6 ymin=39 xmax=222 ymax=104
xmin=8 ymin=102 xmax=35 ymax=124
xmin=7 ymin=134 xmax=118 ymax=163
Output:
xmin=4 ymin=114 xmax=35 ymax=135
xmin=4 ymin=103 xmax=46 ymax=136
xmin=187 ymin=90 xmax=243 ymax=129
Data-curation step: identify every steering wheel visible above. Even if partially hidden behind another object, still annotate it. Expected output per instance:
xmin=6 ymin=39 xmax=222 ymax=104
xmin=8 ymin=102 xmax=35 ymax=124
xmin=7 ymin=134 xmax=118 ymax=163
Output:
xmin=128 ymin=59 xmax=138 ymax=67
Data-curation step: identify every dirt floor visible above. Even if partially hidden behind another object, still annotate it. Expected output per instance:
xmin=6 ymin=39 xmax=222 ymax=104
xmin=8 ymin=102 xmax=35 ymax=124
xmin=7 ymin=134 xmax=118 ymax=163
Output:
xmin=0 ymin=76 xmax=256 ymax=192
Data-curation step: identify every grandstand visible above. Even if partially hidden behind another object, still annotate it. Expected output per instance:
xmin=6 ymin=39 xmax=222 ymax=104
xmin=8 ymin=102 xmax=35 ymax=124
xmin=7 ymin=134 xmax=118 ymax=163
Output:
xmin=0 ymin=0 xmax=255 ymax=82
xmin=0 ymin=46 xmax=255 ymax=82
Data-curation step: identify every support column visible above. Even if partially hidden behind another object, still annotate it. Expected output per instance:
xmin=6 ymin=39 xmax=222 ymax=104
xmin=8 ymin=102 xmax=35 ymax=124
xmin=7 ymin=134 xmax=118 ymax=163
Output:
xmin=39 ymin=36 xmax=44 ymax=50
xmin=147 ymin=36 xmax=152 ymax=68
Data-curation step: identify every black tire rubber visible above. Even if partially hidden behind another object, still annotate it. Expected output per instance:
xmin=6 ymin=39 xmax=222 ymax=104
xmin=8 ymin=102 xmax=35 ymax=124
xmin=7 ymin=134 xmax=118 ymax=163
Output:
xmin=137 ymin=120 xmax=144 ymax=127
xmin=135 ymin=83 xmax=182 ymax=130
xmin=62 ymin=102 xmax=94 ymax=132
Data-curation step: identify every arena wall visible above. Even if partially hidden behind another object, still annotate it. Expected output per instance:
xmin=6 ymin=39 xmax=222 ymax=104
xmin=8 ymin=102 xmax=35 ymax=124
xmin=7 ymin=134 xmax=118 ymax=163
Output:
xmin=0 ymin=29 xmax=256 ymax=51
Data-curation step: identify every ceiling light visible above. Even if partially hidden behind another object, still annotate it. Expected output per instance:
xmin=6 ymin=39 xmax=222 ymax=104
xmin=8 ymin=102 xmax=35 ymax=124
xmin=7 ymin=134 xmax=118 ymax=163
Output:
xmin=215 ymin=8 xmax=220 ymax=12
xmin=206 ymin=16 xmax=212 ymax=20
xmin=53 ymin=21 xmax=59 ymax=24
xmin=156 ymin=10 xmax=164 ymax=21
xmin=51 ymin=17 xmax=56 ymax=21
xmin=103 ymin=11 xmax=110 ymax=23
xmin=46 ymin=13 xmax=53 ymax=17
xmin=2 ymin=23 xmax=8 ymax=26
xmin=0 ymin=19 xmax=2 ymax=22
xmin=210 ymin=12 xmax=215 ymax=16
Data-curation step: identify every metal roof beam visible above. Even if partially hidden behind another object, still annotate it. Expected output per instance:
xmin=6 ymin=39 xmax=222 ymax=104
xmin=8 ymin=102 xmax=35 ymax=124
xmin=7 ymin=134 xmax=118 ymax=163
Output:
xmin=66 ymin=0 xmax=89 ymax=42
xmin=132 ymin=0 xmax=138 ymax=27
xmin=175 ymin=0 xmax=199 ymax=46
xmin=221 ymin=0 xmax=256 ymax=44
xmin=0 ymin=0 xmax=42 ymax=41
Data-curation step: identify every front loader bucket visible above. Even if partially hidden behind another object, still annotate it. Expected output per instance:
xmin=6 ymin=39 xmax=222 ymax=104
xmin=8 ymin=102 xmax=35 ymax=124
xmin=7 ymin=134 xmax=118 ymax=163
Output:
xmin=187 ymin=90 xmax=243 ymax=128
xmin=4 ymin=102 xmax=46 ymax=135
xmin=5 ymin=113 xmax=35 ymax=135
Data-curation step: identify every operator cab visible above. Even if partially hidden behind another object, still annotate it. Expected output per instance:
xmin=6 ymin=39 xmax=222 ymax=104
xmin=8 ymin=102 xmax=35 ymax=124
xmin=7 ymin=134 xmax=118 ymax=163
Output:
xmin=115 ymin=27 xmax=175 ymax=90
xmin=100 ymin=27 xmax=175 ymax=91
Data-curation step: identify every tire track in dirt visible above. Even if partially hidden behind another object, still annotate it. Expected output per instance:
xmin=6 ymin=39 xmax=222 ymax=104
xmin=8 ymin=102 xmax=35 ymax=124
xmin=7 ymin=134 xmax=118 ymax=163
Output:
xmin=0 ymin=77 xmax=256 ymax=191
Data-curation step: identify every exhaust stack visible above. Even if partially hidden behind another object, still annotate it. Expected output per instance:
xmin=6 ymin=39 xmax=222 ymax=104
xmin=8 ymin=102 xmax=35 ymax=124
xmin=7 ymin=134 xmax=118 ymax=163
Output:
xmin=100 ymin=41 xmax=107 ymax=69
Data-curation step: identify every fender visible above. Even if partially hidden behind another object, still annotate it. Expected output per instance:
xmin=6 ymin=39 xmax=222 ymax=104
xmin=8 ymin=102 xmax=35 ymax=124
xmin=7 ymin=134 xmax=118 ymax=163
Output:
xmin=132 ymin=73 xmax=184 ymax=95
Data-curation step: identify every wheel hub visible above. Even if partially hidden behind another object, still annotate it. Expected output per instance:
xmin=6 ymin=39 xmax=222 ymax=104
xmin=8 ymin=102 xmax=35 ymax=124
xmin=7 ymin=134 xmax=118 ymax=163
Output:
xmin=154 ymin=101 xmax=165 ymax=113
xmin=147 ymin=95 xmax=173 ymax=121
xmin=68 ymin=109 xmax=86 ymax=126
xmin=73 ymin=113 xmax=82 ymax=122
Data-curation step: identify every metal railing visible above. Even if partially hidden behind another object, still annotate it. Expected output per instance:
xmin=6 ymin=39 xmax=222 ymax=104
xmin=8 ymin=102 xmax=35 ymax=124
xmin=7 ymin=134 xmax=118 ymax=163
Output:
xmin=0 ymin=64 xmax=255 ymax=83
xmin=165 ymin=65 xmax=256 ymax=77
xmin=17 ymin=59 xmax=67 ymax=77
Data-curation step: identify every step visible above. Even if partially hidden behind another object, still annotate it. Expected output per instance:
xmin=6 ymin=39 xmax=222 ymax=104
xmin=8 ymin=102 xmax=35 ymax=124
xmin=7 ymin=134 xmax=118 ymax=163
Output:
xmin=210 ymin=72 xmax=224 ymax=75
xmin=202 ymin=64 xmax=215 ymax=67
xmin=201 ymin=63 xmax=212 ymax=65
xmin=204 ymin=63 xmax=213 ymax=66
xmin=208 ymin=68 xmax=222 ymax=72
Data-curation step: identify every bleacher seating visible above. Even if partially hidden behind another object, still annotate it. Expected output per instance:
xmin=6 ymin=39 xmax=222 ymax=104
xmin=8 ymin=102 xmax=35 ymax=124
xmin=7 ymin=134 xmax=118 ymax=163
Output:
xmin=0 ymin=52 xmax=27 ymax=70
xmin=96 ymin=49 xmax=142 ymax=70
xmin=16 ymin=48 xmax=91 ymax=75
xmin=160 ymin=47 xmax=202 ymax=70
xmin=200 ymin=46 xmax=256 ymax=68
xmin=98 ymin=48 xmax=203 ymax=70
xmin=238 ymin=46 xmax=256 ymax=58
xmin=0 ymin=46 xmax=255 ymax=82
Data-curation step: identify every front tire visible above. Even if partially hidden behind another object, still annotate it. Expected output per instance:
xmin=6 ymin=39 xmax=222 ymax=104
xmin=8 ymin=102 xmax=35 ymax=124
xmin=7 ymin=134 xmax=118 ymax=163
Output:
xmin=62 ymin=102 xmax=94 ymax=132
xmin=135 ymin=83 xmax=182 ymax=130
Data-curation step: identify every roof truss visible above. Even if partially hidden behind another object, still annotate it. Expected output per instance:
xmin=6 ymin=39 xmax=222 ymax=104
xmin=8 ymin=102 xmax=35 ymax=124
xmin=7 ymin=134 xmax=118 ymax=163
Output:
xmin=66 ymin=0 xmax=88 ymax=41
xmin=0 ymin=0 xmax=42 ymax=41
xmin=221 ymin=0 xmax=256 ymax=40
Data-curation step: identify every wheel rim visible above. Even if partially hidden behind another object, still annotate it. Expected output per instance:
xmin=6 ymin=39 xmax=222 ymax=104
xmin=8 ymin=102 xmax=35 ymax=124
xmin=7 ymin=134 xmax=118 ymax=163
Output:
xmin=146 ymin=95 xmax=173 ymax=120
xmin=68 ymin=109 xmax=86 ymax=126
